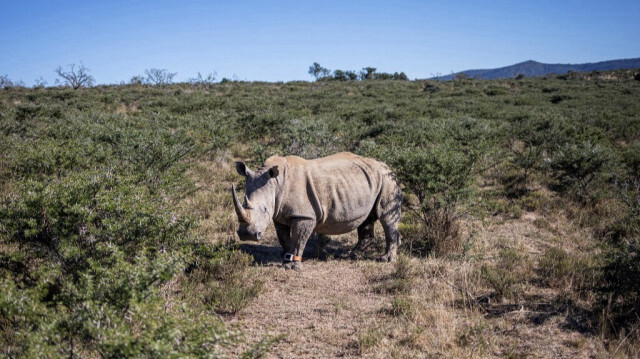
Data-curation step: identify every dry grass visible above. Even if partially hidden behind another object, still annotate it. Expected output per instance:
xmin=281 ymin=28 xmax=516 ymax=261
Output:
xmin=212 ymin=206 xmax=614 ymax=358
xmin=181 ymin=150 xmax=241 ymax=241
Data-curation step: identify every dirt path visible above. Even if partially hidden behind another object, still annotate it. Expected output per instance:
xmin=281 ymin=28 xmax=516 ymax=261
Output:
xmin=232 ymin=261 xmax=391 ymax=357
xmin=228 ymin=234 xmax=396 ymax=358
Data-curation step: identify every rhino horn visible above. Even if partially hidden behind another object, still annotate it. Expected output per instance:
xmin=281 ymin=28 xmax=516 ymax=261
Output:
xmin=244 ymin=195 xmax=255 ymax=210
xmin=231 ymin=184 xmax=250 ymax=223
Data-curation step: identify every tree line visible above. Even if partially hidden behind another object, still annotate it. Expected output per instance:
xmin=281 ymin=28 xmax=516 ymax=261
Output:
xmin=308 ymin=62 xmax=409 ymax=81
xmin=1 ymin=61 xmax=410 ymax=90
xmin=0 ymin=63 xmax=221 ymax=90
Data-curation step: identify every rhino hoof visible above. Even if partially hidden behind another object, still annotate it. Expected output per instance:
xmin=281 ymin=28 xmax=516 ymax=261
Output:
xmin=377 ymin=254 xmax=396 ymax=263
xmin=283 ymin=261 xmax=302 ymax=271
xmin=283 ymin=261 xmax=303 ymax=271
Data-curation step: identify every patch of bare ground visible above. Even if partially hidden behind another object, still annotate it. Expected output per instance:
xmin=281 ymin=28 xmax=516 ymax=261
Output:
xmin=229 ymin=261 xmax=391 ymax=357
xmin=223 ymin=233 xmax=389 ymax=358
xmin=220 ymin=208 xmax=610 ymax=358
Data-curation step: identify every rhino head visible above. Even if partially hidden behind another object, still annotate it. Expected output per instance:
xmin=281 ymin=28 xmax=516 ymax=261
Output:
xmin=231 ymin=161 xmax=280 ymax=241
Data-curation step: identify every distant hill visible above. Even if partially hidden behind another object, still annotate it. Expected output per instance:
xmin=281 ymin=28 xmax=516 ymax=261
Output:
xmin=433 ymin=58 xmax=640 ymax=80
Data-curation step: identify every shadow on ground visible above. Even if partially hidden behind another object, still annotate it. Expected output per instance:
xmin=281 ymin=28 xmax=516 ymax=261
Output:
xmin=455 ymin=293 xmax=596 ymax=334
xmin=239 ymin=234 xmax=385 ymax=266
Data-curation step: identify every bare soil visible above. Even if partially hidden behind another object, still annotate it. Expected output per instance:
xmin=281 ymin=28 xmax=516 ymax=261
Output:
xmin=221 ymin=213 xmax=609 ymax=358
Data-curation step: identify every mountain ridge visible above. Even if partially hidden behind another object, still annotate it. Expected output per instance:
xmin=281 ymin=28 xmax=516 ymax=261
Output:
xmin=433 ymin=58 xmax=640 ymax=80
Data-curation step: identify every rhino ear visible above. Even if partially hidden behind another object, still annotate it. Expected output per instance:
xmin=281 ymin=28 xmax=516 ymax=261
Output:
xmin=267 ymin=166 xmax=279 ymax=179
xmin=235 ymin=162 xmax=253 ymax=177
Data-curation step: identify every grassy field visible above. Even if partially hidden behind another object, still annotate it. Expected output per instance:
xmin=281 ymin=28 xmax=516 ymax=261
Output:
xmin=1 ymin=69 xmax=639 ymax=357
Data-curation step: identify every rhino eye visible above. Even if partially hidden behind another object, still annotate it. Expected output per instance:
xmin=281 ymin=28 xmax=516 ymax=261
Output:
xmin=260 ymin=204 xmax=267 ymax=212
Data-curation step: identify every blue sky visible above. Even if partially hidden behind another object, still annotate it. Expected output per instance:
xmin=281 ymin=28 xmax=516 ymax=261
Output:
xmin=1 ymin=0 xmax=639 ymax=85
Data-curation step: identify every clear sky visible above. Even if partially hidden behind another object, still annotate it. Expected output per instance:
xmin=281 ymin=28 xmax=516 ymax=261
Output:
xmin=1 ymin=0 xmax=639 ymax=85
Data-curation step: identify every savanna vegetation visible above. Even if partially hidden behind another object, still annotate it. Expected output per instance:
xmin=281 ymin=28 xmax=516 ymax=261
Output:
xmin=1 ymin=68 xmax=639 ymax=357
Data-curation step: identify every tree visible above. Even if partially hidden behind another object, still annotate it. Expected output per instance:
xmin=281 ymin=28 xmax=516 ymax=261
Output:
xmin=55 ymin=63 xmax=95 ymax=89
xmin=0 ymin=75 xmax=24 ymax=88
xmin=0 ymin=74 xmax=14 ymax=89
xmin=33 ymin=76 xmax=48 ymax=88
xmin=393 ymin=72 xmax=409 ymax=80
xmin=374 ymin=72 xmax=393 ymax=80
xmin=308 ymin=62 xmax=330 ymax=81
xmin=360 ymin=67 xmax=377 ymax=80
xmin=144 ymin=68 xmax=177 ymax=86
xmin=333 ymin=69 xmax=348 ymax=81
xmin=189 ymin=71 xmax=217 ymax=90
xmin=129 ymin=75 xmax=145 ymax=85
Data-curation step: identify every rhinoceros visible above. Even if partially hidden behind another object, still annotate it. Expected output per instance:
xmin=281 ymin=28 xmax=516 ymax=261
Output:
xmin=231 ymin=152 xmax=402 ymax=270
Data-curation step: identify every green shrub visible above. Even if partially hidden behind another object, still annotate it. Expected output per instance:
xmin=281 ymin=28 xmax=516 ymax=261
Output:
xmin=620 ymin=143 xmax=640 ymax=179
xmin=356 ymin=325 xmax=384 ymax=354
xmin=597 ymin=237 xmax=640 ymax=338
xmin=277 ymin=118 xmax=347 ymax=159
xmin=367 ymin=118 xmax=493 ymax=247
xmin=0 ymin=86 xmax=239 ymax=356
xmin=482 ymin=248 xmax=531 ymax=301
xmin=0 ymin=245 xmax=233 ymax=358
xmin=186 ymin=241 xmax=263 ymax=314
xmin=484 ymin=86 xmax=507 ymax=97
xmin=1 ymin=171 xmax=191 ymax=274
xmin=393 ymin=254 xmax=415 ymax=280
xmin=377 ymin=255 xmax=415 ymax=295
xmin=480 ymin=196 xmax=523 ymax=219
xmin=518 ymin=191 xmax=545 ymax=212
xmin=508 ymin=147 xmax=544 ymax=195
xmin=505 ymin=114 xmax=563 ymax=195
xmin=383 ymin=140 xmax=480 ymax=256
xmin=537 ymin=246 xmax=589 ymax=289
xmin=547 ymin=141 xmax=612 ymax=200
xmin=596 ymin=179 xmax=640 ymax=340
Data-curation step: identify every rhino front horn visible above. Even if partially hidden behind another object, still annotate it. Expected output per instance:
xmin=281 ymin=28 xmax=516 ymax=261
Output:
xmin=231 ymin=184 xmax=250 ymax=224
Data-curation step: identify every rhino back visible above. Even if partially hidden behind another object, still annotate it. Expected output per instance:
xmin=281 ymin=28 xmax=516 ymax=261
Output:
xmin=278 ymin=153 xmax=388 ymax=234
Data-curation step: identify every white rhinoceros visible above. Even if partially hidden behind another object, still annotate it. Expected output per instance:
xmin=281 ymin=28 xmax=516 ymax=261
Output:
xmin=231 ymin=152 xmax=402 ymax=270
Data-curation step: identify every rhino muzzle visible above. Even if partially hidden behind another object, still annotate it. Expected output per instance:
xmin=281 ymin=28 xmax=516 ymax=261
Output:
xmin=236 ymin=226 xmax=262 ymax=241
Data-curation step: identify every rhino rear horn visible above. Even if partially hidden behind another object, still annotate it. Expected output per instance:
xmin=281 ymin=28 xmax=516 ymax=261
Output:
xmin=231 ymin=184 xmax=250 ymax=223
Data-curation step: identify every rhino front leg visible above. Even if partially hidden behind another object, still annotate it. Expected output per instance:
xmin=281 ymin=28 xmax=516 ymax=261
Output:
xmin=283 ymin=219 xmax=315 ymax=271
xmin=274 ymin=221 xmax=292 ymax=259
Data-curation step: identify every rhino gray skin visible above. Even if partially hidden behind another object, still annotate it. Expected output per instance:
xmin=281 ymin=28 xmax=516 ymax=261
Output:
xmin=231 ymin=152 xmax=402 ymax=270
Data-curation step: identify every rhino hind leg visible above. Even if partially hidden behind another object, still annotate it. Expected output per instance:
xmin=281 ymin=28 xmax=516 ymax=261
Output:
xmin=353 ymin=221 xmax=375 ymax=254
xmin=378 ymin=185 xmax=402 ymax=262
xmin=378 ymin=220 xmax=400 ymax=262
